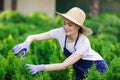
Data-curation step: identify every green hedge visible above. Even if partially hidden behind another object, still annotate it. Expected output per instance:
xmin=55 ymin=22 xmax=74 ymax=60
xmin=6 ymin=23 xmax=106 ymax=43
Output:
xmin=0 ymin=11 xmax=120 ymax=80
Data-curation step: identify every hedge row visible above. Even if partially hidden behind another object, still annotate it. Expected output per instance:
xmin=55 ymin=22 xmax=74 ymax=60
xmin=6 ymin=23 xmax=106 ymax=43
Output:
xmin=0 ymin=11 xmax=120 ymax=80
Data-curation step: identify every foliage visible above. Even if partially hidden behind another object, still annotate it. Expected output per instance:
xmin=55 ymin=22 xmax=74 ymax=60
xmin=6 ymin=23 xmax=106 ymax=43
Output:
xmin=85 ymin=13 xmax=120 ymax=40
xmin=0 ymin=10 xmax=26 ymax=23
xmin=0 ymin=11 xmax=120 ymax=80
xmin=85 ymin=65 xmax=106 ymax=80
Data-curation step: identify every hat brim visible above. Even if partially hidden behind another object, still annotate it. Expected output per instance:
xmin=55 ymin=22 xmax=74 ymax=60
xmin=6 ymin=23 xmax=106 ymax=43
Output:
xmin=56 ymin=12 xmax=93 ymax=35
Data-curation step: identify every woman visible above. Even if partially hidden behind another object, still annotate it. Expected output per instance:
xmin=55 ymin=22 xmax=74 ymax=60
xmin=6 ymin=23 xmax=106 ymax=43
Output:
xmin=13 ymin=7 xmax=108 ymax=80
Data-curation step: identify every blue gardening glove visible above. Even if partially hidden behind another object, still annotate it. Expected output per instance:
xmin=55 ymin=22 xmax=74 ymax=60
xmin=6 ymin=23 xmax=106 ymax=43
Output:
xmin=25 ymin=64 xmax=45 ymax=75
xmin=13 ymin=41 xmax=31 ymax=56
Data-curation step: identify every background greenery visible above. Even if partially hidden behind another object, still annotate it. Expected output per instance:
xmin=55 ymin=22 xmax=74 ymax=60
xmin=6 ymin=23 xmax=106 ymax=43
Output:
xmin=0 ymin=11 xmax=120 ymax=80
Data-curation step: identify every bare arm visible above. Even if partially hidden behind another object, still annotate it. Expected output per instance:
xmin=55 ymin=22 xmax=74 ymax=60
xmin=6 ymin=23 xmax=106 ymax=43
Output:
xmin=25 ymin=32 xmax=52 ymax=43
xmin=44 ymin=52 xmax=82 ymax=71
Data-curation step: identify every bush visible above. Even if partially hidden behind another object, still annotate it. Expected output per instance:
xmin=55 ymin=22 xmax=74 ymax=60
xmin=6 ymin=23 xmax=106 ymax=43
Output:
xmin=85 ymin=65 xmax=106 ymax=80
xmin=26 ymin=13 xmax=52 ymax=26
xmin=0 ymin=10 xmax=26 ymax=23
xmin=105 ymin=58 xmax=120 ymax=80
xmin=0 ymin=11 xmax=120 ymax=79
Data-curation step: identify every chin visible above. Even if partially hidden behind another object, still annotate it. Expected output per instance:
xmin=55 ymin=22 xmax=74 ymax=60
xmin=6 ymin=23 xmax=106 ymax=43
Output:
xmin=65 ymin=33 xmax=70 ymax=36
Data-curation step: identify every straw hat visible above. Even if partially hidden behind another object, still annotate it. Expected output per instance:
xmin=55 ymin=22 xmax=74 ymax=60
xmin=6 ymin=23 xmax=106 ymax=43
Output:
xmin=56 ymin=7 xmax=93 ymax=35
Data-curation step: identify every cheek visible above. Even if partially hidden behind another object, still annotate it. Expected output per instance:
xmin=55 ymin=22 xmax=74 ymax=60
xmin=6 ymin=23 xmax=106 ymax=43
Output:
xmin=71 ymin=27 xmax=79 ymax=32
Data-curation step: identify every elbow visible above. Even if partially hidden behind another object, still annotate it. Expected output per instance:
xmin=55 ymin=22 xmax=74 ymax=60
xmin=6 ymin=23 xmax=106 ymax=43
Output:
xmin=61 ymin=63 xmax=69 ymax=70
xmin=62 ymin=67 xmax=67 ymax=70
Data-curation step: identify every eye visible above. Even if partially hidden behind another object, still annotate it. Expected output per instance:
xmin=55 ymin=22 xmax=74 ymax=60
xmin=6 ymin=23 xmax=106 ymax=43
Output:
xmin=68 ymin=23 xmax=73 ymax=26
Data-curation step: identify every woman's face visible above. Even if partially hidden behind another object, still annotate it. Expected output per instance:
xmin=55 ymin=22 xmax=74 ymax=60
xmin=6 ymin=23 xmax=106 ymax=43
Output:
xmin=63 ymin=18 xmax=80 ymax=36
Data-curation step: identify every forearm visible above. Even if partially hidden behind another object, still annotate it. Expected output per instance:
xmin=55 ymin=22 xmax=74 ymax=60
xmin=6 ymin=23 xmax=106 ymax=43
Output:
xmin=44 ymin=53 xmax=82 ymax=71
xmin=44 ymin=63 xmax=67 ymax=71
xmin=25 ymin=35 xmax=35 ymax=43
xmin=25 ymin=32 xmax=52 ymax=43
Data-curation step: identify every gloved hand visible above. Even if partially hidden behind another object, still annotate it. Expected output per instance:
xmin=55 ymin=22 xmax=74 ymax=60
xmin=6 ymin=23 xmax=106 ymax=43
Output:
xmin=25 ymin=64 xmax=45 ymax=75
xmin=13 ymin=41 xmax=31 ymax=56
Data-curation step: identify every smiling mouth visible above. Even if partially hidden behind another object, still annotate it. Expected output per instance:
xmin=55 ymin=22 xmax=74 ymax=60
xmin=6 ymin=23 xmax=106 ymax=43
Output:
xmin=65 ymin=31 xmax=69 ymax=33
